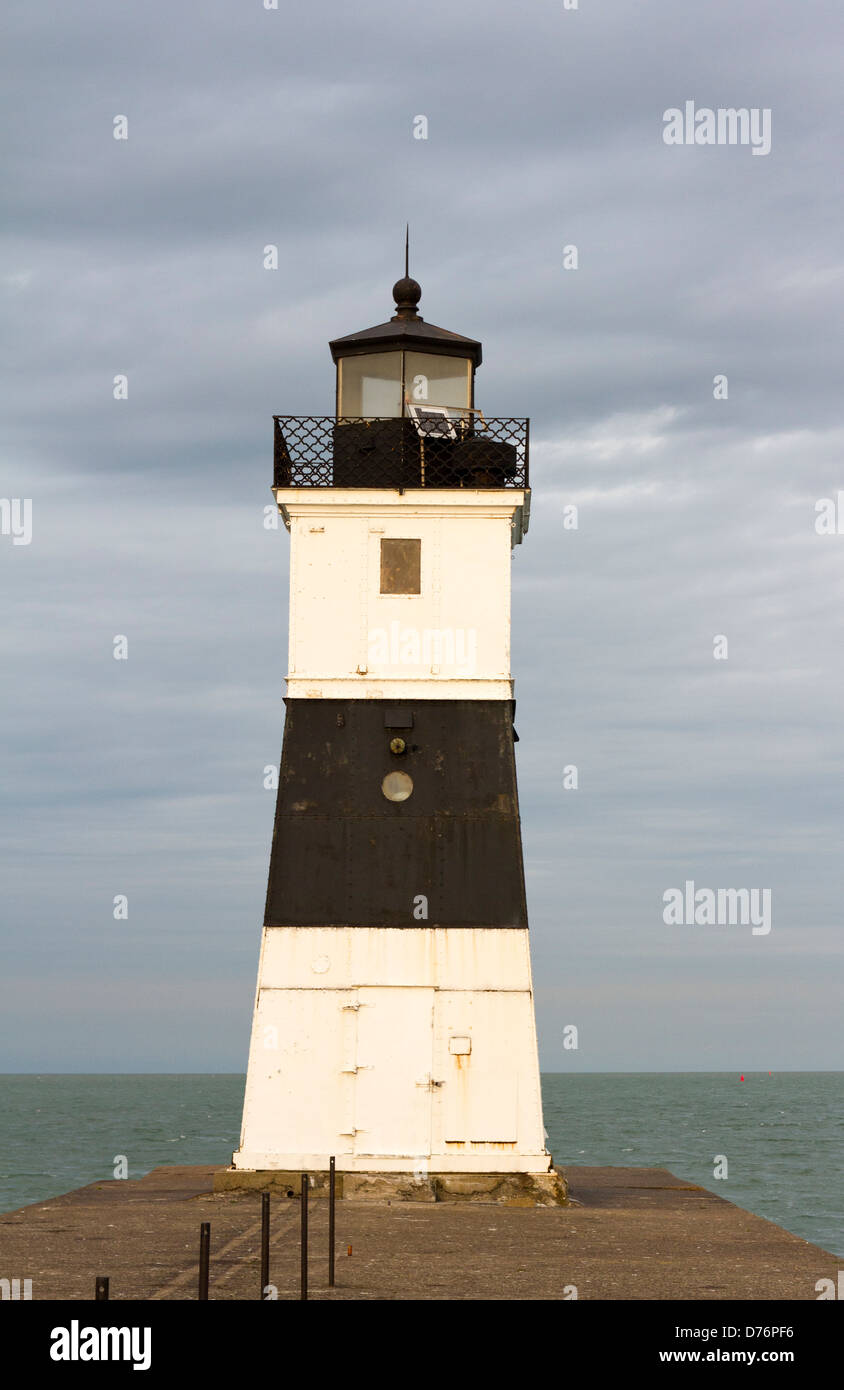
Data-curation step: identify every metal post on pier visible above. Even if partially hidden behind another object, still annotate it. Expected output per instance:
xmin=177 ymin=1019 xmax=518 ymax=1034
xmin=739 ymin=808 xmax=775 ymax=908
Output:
xmin=300 ymin=1173 xmax=308 ymax=1301
xmin=198 ymin=1222 xmax=211 ymax=1300
xmin=328 ymin=1156 xmax=336 ymax=1288
xmin=261 ymin=1191 xmax=270 ymax=1298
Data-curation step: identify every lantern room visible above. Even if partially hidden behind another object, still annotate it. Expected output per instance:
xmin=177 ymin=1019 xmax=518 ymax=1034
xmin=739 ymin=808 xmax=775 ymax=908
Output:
xmin=272 ymin=270 xmax=527 ymax=491
xmin=329 ymin=275 xmax=481 ymax=420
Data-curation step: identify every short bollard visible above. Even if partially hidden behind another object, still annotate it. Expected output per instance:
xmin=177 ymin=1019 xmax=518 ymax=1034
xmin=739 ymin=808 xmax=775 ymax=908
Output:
xmin=95 ymin=1276 xmax=109 ymax=1301
xmin=198 ymin=1222 xmax=211 ymax=1301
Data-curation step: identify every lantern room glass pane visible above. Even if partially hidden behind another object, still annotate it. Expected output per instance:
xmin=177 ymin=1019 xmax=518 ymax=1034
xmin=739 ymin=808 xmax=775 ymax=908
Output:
xmin=338 ymin=352 xmax=403 ymax=417
xmin=404 ymin=353 xmax=471 ymax=412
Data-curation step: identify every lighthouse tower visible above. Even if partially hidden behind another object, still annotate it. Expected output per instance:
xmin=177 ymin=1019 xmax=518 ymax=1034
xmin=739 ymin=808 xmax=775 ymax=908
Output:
xmin=229 ymin=269 xmax=565 ymax=1203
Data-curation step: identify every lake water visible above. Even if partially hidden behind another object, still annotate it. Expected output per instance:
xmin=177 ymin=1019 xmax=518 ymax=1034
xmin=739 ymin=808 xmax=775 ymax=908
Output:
xmin=1 ymin=1072 xmax=841 ymax=1255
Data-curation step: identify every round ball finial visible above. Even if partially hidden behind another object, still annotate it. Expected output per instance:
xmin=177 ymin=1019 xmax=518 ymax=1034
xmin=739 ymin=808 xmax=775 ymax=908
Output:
xmin=392 ymin=276 xmax=422 ymax=318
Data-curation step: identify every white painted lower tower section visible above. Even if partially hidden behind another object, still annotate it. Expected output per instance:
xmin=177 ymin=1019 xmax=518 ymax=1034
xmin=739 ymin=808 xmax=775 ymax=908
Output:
xmin=233 ymin=927 xmax=551 ymax=1174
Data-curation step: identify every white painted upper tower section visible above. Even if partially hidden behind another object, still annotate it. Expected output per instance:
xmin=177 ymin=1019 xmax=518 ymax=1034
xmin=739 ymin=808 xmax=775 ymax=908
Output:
xmin=275 ymin=487 xmax=527 ymax=700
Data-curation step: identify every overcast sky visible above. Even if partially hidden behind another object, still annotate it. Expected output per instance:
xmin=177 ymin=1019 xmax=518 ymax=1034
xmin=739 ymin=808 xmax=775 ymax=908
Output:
xmin=2 ymin=0 xmax=842 ymax=1071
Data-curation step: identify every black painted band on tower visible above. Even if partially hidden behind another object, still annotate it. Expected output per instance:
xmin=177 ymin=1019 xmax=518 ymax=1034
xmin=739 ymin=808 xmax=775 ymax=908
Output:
xmin=263 ymin=699 xmax=528 ymax=930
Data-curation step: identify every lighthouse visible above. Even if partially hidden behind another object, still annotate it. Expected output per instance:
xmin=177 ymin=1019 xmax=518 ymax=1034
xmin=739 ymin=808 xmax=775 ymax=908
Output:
xmin=228 ymin=267 xmax=565 ymax=1203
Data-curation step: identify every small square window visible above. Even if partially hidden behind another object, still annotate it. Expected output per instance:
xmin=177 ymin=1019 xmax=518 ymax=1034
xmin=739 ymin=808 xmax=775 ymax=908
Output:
xmin=380 ymin=538 xmax=421 ymax=594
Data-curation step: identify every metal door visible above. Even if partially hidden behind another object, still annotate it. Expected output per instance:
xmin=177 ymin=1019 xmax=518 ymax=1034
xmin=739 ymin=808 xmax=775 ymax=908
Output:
xmin=353 ymin=987 xmax=434 ymax=1159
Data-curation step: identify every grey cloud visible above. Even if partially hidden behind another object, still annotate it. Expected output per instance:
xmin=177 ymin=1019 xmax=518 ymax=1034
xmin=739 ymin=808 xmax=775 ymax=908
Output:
xmin=2 ymin=0 xmax=842 ymax=1069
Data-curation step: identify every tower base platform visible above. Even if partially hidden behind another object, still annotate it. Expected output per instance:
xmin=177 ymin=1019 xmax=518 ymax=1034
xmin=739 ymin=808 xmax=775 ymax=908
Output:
xmin=214 ymin=1165 xmax=568 ymax=1206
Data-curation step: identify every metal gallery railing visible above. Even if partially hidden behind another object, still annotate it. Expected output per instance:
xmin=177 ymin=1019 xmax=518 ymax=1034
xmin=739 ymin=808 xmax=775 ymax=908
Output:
xmin=273 ymin=415 xmax=529 ymax=489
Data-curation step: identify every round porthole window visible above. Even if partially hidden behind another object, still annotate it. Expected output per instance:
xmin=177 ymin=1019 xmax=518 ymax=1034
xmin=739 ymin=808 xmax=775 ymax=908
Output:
xmin=381 ymin=770 xmax=414 ymax=802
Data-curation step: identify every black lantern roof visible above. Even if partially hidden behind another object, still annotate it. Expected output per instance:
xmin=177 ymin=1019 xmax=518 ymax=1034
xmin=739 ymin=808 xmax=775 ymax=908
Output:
xmin=329 ymin=276 xmax=482 ymax=367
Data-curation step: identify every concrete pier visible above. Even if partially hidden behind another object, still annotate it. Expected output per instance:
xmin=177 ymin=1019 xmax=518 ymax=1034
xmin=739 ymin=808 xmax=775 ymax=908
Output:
xmin=0 ymin=1164 xmax=837 ymax=1300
